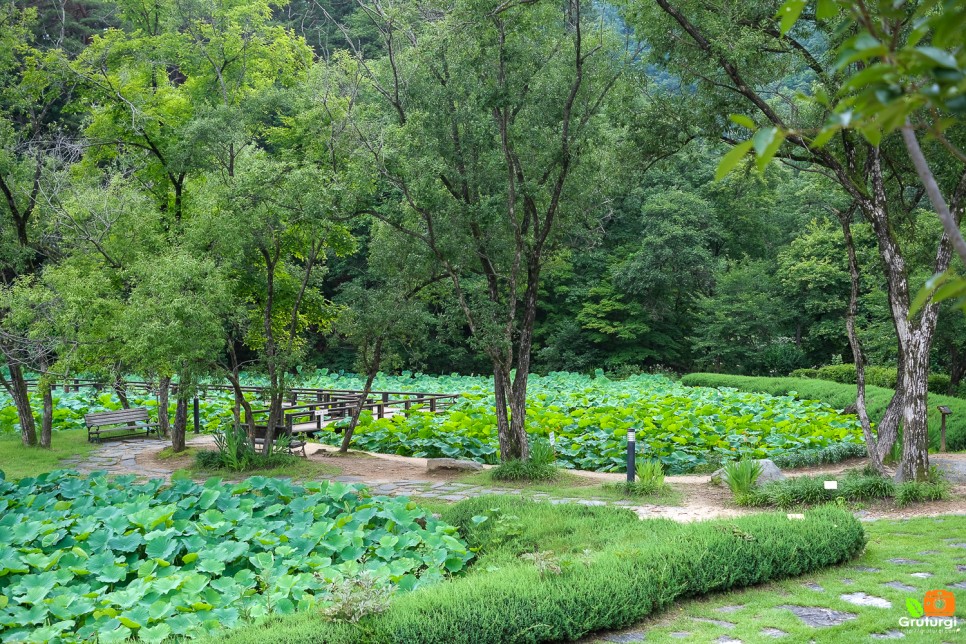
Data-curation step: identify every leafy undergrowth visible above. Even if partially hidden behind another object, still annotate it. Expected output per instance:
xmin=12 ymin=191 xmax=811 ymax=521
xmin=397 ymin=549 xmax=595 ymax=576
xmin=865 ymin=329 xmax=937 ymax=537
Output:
xmin=318 ymin=372 xmax=863 ymax=474
xmin=209 ymin=498 xmax=866 ymax=644
xmin=0 ymin=429 xmax=95 ymax=480
xmin=0 ymin=471 xmax=472 ymax=643
xmin=736 ymin=469 xmax=952 ymax=509
xmin=612 ymin=515 xmax=966 ymax=644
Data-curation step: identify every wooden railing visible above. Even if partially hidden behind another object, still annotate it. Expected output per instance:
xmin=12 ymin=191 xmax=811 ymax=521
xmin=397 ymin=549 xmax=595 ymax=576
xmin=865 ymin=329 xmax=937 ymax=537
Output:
xmin=19 ymin=378 xmax=459 ymax=434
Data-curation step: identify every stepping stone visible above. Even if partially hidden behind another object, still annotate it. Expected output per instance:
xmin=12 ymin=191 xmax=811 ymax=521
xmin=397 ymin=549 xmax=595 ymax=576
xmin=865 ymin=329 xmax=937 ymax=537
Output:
xmin=803 ymin=582 xmax=824 ymax=591
xmin=871 ymin=630 xmax=905 ymax=639
xmin=692 ymin=618 xmax=736 ymax=629
xmin=601 ymin=631 xmax=646 ymax=643
xmin=957 ymin=565 xmax=966 ymax=572
xmin=333 ymin=476 xmax=364 ymax=482
xmin=853 ymin=566 xmax=880 ymax=573
xmin=884 ymin=581 xmax=916 ymax=592
xmin=910 ymin=572 xmax=933 ymax=578
xmin=780 ymin=605 xmax=858 ymax=627
xmin=841 ymin=578 xmax=855 ymax=585
xmin=888 ymin=558 xmax=924 ymax=565
xmin=948 ymin=543 xmax=966 ymax=549
xmin=669 ymin=633 xmax=691 ymax=639
xmin=840 ymin=592 xmax=892 ymax=608
xmin=917 ymin=550 xmax=940 ymax=555
xmin=760 ymin=628 xmax=787 ymax=638
xmin=716 ymin=605 xmax=745 ymax=614
xmin=948 ymin=581 xmax=966 ymax=589
xmin=715 ymin=638 xmax=742 ymax=644
xmin=440 ymin=495 xmax=467 ymax=502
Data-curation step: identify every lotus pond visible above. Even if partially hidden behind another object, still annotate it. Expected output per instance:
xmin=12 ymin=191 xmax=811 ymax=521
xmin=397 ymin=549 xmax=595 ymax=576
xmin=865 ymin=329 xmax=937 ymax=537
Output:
xmin=0 ymin=371 xmax=864 ymax=474
xmin=0 ymin=471 xmax=472 ymax=643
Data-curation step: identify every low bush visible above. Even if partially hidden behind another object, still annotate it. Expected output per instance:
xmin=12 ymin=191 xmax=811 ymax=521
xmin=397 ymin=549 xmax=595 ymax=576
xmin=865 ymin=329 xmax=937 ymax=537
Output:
xmin=769 ymin=442 xmax=867 ymax=469
xmin=790 ymin=364 xmax=955 ymax=396
xmin=681 ymin=373 xmax=966 ymax=451
xmin=209 ymin=498 xmax=866 ymax=644
xmin=739 ymin=471 xmax=950 ymax=509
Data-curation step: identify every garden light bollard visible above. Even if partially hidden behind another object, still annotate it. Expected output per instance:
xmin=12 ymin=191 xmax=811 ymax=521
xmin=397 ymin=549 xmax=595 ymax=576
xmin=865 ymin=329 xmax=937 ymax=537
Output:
xmin=627 ymin=429 xmax=636 ymax=483
xmin=938 ymin=405 xmax=951 ymax=452
xmin=193 ymin=397 xmax=200 ymax=434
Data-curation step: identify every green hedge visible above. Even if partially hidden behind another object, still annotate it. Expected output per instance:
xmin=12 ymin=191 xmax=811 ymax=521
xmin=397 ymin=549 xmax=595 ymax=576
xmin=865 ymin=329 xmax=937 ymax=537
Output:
xmin=789 ymin=364 xmax=955 ymax=396
xmin=209 ymin=499 xmax=865 ymax=644
xmin=681 ymin=373 xmax=966 ymax=451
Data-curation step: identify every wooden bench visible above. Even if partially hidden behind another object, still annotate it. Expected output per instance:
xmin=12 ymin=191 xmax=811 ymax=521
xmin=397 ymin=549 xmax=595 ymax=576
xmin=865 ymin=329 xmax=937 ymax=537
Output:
xmin=85 ymin=408 xmax=161 ymax=443
xmin=252 ymin=423 xmax=307 ymax=458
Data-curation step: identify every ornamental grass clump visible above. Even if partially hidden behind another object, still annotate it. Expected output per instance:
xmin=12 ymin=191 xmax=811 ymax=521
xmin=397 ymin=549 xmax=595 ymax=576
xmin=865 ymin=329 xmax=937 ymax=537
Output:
xmin=491 ymin=439 xmax=558 ymax=482
xmin=722 ymin=459 xmax=763 ymax=502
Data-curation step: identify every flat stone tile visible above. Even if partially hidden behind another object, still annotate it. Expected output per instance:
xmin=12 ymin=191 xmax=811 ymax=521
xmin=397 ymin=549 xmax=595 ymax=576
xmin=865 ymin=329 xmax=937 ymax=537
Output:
xmin=884 ymin=581 xmax=916 ymax=592
xmin=871 ymin=630 xmax=905 ymax=639
xmin=780 ymin=605 xmax=857 ymax=627
xmin=716 ymin=605 xmax=745 ymax=614
xmin=601 ymin=631 xmax=646 ymax=643
xmin=840 ymin=592 xmax=891 ymax=608
xmin=760 ymin=628 xmax=787 ymax=638
xmin=669 ymin=633 xmax=691 ymax=639
xmin=803 ymin=582 xmax=824 ymax=592
xmin=887 ymin=558 xmax=925 ymax=565
xmin=714 ymin=637 xmax=741 ymax=644
xmin=910 ymin=572 xmax=933 ymax=578
xmin=948 ymin=581 xmax=966 ymax=589
xmin=853 ymin=566 xmax=881 ymax=573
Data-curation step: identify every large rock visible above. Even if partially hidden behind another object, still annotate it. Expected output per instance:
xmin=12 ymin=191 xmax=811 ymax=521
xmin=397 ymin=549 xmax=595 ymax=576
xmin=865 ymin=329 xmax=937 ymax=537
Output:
xmin=426 ymin=458 xmax=483 ymax=472
xmin=931 ymin=457 xmax=966 ymax=484
xmin=710 ymin=459 xmax=786 ymax=487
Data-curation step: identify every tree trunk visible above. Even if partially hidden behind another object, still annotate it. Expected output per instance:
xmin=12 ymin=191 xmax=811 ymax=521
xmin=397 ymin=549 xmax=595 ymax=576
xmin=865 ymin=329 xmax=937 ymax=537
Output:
xmin=341 ymin=337 xmax=383 ymax=453
xmin=113 ymin=376 xmax=131 ymax=409
xmin=157 ymin=376 xmax=171 ymax=437
xmin=492 ymin=361 xmax=527 ymax=460
xmin=840 ymin=215 xmax=884 ymax=473
xmin=949 ymin=346 xmax=966 ymax=395
xmin=896 ymin=335 xmax=932 ymax=481
xmin=40 ymin=377 xmax=52 ymax=449
xmin=172 ymin=389 xmax=188 ymax=453
xmin=5 ymin=363 xmax=37 ymax=446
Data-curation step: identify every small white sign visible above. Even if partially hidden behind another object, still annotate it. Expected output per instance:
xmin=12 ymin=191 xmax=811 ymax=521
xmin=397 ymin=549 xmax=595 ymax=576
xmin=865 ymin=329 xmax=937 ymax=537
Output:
xmin=549 ymin=431 xmax=556 ymax=447
xmin=824 ymin=480 xmax=838 ymax=490
xmin=787 ymin=513 xmax=805 ymax=520
xmin=315 ymin=410 xmax=325 ymax=418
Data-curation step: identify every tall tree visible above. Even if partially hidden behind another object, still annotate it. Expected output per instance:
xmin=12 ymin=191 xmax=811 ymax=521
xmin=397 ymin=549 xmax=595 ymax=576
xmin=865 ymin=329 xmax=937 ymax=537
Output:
xmin=627 ymin=0 xmax=966 ymax=480
xmin=344 ymin=0 xmax=638 ymax=460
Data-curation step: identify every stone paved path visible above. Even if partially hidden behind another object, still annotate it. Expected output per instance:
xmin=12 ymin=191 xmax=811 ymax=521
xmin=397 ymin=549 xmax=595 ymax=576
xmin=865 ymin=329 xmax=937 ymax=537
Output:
xmin=61 ymin=438 xmax=743 ymax=523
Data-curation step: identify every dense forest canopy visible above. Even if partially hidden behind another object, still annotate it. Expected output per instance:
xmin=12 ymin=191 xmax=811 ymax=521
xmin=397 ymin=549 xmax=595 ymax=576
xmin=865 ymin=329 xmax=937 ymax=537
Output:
xmin=1 ymin=0 xmax=964 ymax=477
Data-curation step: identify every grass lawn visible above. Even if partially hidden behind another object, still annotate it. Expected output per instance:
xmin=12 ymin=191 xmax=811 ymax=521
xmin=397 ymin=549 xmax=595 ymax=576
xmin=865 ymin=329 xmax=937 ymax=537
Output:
xmin=455 ymin=469 xmax=683 ymax=505
xmin=0 ymin=429 xmax=96 ymax=479
xmin=172 ymin=455 xmax=342 ymax=481
xmin=600 ymin=515 xmax=966 ymax=643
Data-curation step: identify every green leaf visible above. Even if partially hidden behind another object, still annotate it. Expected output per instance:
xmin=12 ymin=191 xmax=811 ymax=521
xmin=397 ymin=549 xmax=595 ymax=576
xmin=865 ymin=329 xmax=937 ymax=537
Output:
xmin=816 ymin=0 xmax=839 ymax=20
xmin=906 ymin=597 xmax=924 ymax=618
xmin=729 ymin=114 xmax=756 ymax=130
xmin=715 ymin=140 xmax=754 ymax=180
xmin=915 ymin=46 xmax=960 ymax=70
xmin=776 ymin=0 xmax=807 ymax=35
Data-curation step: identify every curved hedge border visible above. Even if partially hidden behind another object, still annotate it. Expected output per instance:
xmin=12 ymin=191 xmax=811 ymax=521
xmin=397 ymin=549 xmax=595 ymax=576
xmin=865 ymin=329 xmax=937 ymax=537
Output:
xmin=209 ymin=500 xmax=865 ymax=644
xmin=681 ymin=373 xmax=966 ymax=452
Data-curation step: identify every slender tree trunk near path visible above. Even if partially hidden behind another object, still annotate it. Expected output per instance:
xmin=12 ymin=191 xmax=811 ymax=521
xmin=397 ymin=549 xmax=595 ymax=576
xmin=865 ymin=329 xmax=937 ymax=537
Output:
xmin=4 ymin=363 xmax=37 ymax=446
xmin=840 ymin=216 xmax=885 ymax=474
xmin=157 ymin=376 xmax=171 ymax=437
xmin=40 ymin=376 xmax=52 ymax=449
xmin=172 ymin=389 xmax=188 ymax=453
xmin=492 ymin=361 xmax=528 ymax=460
xmin=340 ymin=337 xmax=383 ymax=453
xmin=113 ymin=376 xmax=131 ymax=409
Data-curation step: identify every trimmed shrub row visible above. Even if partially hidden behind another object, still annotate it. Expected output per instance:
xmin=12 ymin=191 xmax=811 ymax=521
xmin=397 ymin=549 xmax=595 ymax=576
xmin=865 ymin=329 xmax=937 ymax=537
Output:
xmin=209 ymin=499 xmax=865 ymax=644
xmin=680 ymin=373 xmax=966 ymax=451
xmin=790 ymin=364 xmax=956 ymax=397
xmin=737 ymin=471 xmax=951 ymax=509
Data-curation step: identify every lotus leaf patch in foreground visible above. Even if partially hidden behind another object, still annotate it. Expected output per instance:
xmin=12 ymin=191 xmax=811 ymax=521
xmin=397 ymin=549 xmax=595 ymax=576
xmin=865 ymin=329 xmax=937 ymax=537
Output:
xmin=0 ymin=471 xmax=473 ymax=643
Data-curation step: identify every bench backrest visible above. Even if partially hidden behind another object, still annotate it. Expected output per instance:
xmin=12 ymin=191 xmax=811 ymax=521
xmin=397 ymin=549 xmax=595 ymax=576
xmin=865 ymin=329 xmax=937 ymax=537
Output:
xmin=85 ymin=408 xmax=150 ymax=427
